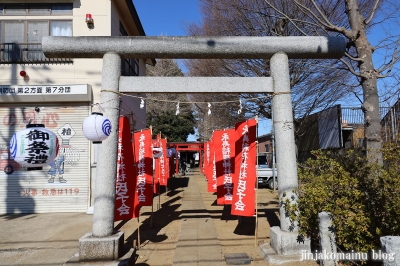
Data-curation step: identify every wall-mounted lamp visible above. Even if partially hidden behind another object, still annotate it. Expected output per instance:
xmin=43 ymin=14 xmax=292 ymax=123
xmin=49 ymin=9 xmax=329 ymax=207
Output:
xmin=85 ymin=14 xmax=94 ymax=29
xmin=20 ymin=70 xmax=30 ymax=82
xmin=85 ymin=14 xmax=94 ymax=24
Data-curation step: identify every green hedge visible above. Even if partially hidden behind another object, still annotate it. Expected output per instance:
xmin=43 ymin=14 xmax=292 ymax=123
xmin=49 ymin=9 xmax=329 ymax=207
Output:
xmin=292 ymin=144 xmax=400 ymax=253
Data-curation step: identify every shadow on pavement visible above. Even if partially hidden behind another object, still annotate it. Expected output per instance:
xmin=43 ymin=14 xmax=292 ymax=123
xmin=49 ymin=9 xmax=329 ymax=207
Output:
xmin=120 ymin=176 xmax=189 ymax=256
xmin=221 ymin=204 xmax=239 ymax=221
xmin=262 ymin=208 xmax=281 ymax=227
xmin=233 ymin=216 xmax=256 ymax=236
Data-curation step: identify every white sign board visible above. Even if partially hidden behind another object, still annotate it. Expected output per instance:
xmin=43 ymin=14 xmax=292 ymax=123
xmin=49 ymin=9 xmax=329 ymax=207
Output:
xmin=0 ymin=84 xmax=91 ymax=102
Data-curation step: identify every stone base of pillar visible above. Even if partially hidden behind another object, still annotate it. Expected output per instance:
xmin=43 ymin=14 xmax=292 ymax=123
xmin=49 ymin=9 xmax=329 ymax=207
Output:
xmin=259 ymin=243 xmax=305 ymax=265
xmin=380 ymin=236 xmax=400 ymax=266
xmin=270 ymin=226 xmax=311 ymax=255
xmin=79 ymin=231 xmax=124 ymax=261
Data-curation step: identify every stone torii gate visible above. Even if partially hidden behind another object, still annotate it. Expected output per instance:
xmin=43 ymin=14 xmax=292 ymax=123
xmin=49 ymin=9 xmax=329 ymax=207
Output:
xmin=43 ymin=36 xmax=345 ymax=262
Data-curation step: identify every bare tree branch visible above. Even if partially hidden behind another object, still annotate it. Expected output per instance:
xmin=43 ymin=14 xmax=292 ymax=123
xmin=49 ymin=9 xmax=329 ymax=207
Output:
xmin=263 ymin=0 xmax=308 ymax=35
xmin=365 ymin=0 xmax=382 ymax=24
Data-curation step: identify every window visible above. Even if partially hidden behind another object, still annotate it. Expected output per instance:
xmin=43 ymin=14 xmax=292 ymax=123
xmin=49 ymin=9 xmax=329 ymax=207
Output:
xmin=3 ymin=21 xmax=24 ymax=61
xmin=119 ymin=22 xmax=128 ymax=36
xmin=119 ymin=21 xmax=139 ymax=76
xmin=0 ymin=3 xmax=72 ymax=62
xmin=50 ymin=21 xmax=72 ymax=36
xmin=1 ymin=20 xmax=72 ymax=62
xmin=4 ymin=5 xmax=26 ymax=15
xmin=28 ymin=5 xmax=51 ymax=15
xmin=122 ymin=58 xmax=139 ymax=76
xmin=51 ymin=4 xmax=72 ymax=15
xmin=2 ymin=20 xmax=72 ymax=43
xmin=0 ymin=3 xmax=72 ymax=16
xmin=27 ymin=21 xmax=49 ymax=60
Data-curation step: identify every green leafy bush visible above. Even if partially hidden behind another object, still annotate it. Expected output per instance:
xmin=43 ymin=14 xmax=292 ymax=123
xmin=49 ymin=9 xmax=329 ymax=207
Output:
xmin=294 ymin=144 xmax=400 ymax=253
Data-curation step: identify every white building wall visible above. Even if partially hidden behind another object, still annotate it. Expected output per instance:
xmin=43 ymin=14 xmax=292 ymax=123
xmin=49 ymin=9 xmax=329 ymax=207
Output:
xmin=0 ymin=0 xmax=150 ymax=213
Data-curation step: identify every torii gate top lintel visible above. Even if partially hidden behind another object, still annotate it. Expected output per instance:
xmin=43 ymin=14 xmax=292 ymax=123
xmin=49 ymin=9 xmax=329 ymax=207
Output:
xmin=42 ymin=36 xmax=345 ymax=60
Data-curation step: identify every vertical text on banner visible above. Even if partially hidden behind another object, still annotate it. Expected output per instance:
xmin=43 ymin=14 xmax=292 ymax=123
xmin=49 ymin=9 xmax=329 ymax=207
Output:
xmin=204 ymin=141 xmax=211 ymax=182
xmin=153 ymin=134 xmax=161 ymax=194
xmin=214 ymin=129 xmax=235 ymax=205
xmin=160 ymin=138 xmax=167 ymax=186
xmin=114 ymin=116 xmax=136 ymax=221
xmin=133 ymin=129 xmax=153 ymax=217
xmin=207 ymin=135 xmax=217 ymax=193
xmin=231 ymin=119 xmax=257 ymax=216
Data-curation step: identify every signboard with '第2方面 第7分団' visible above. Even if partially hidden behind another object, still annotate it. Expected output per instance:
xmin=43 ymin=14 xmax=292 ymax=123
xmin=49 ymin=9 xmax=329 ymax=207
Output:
xmin=0 ymin=84 xmax=91 ymax=102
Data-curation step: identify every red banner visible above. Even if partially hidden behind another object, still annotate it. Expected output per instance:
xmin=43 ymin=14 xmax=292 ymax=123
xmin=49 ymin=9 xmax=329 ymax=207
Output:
xmin=159 ymin=138 xmax=168 ymax=186
xmin=165 ymin=155 xmax=170 ymax=184
xmin=207 ymin=136 xmax=217 ymax=193
xmin=214 ymin=129 xmax=235 ymax=205
xmin=153 ymin=135 xmax=161 ymax=194
xmin=231 ymin=119 xmax=257 ymax=217
xmin=204 ymin=141 xmax=211 ymax=182
xmin=133 ymin=129 xmax=153 ymax=217
xmin=114 ymin=116 xmax=136 ymax=221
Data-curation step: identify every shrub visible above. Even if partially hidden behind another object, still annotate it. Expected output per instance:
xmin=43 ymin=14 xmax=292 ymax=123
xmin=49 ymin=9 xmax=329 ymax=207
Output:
xmin=293 ymin=144 xmax=400 ymax=253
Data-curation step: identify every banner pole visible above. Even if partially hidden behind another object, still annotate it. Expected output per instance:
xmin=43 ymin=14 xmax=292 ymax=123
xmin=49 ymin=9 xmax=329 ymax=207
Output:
xmin=158 ymin=158 xmax=161 ymax=211
xmin=151 ymin=185 xmax=154 ymax=228
xmin=136 ymin=215 xmax=140 ymax=249
xmin=166 ymin=137 xmax=169 ymax=195
xmin=255 ymin=188 xmax=258 ymax=247
xmin=158 ymin=132 xmax=161 ymax=210
xmin=151 ymin=160 xmax=155 ymax=227
xmin=150 ymin=126 xmax=154 ymax=228
xmin=255 ymin=117 xmax=259 ymax=246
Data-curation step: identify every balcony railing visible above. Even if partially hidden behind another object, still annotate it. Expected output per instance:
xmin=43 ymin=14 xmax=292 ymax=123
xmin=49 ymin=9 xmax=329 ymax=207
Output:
xmin=0 ymin=43 xmax=73 ymax=64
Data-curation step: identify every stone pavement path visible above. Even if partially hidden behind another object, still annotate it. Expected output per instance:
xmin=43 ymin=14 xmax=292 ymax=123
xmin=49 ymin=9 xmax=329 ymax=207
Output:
xmin=173 ymin=171 xmax=225 ymax=265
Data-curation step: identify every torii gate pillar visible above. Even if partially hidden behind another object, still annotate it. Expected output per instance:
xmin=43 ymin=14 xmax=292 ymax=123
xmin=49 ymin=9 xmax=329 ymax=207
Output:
xmin=262 ymin=52 xmax=312 ymax=260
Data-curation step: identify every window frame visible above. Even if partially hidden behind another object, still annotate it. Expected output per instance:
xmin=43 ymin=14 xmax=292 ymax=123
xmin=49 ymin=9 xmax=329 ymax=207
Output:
xmin=119 ymin=21 xmax=140 ymax=77
xmin=0 ymin=19 xmax=72 ymax=43
xmin=0 ymin=3 xmax=73 ymax=16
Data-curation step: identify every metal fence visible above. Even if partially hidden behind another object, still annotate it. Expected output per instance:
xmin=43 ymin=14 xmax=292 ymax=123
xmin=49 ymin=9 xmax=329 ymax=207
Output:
xmin=342 ymin=106 xmax=400 ymax=143
xmin=0 ymin=43 xmax=72 ymax=64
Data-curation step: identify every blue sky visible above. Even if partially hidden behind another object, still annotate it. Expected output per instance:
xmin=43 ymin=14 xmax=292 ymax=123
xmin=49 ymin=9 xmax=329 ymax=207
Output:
xmin=134 ymin=0 xmax=202 ymax=36
xmin=133 ymin=1 xmax=400 ymax=141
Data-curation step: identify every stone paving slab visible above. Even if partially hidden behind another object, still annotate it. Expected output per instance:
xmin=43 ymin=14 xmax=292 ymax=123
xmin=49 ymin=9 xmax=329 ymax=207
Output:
xmin=173 ymin=174 xmax=225 ymax=266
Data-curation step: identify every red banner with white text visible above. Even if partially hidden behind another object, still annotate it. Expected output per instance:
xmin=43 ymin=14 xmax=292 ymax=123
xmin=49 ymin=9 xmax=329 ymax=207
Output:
xmin=153 ymin=135 xmax=161 ymax=194
xmin=159 ymin=138 xmax=168 ymax=186
xmin=214 ymin=129 xmax=235 ymax=205
xmin=204 ymin=141 xmax=211 ymax=182
xmin=114 ymin=116 xmax=136 ymax=221
xmin=231 ymin=119 xmax=257 ymax=216
xmin=133 ymin=129 xmax=153 ymax=217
